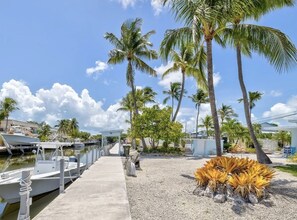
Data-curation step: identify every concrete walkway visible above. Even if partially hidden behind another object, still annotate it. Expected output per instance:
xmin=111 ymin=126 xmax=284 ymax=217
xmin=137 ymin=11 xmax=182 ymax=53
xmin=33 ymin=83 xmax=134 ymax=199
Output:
xmin=34 ymin=144 xmax=131 ymax=220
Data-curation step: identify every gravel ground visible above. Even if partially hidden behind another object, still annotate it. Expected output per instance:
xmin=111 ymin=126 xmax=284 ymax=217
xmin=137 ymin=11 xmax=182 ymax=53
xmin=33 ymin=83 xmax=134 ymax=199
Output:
xmin=125 ymin=155 xmax=297 ymax=220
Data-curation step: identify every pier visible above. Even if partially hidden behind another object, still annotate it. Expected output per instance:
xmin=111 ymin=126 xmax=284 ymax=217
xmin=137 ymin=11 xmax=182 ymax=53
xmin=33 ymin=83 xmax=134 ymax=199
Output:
xmin=34 ymin=143 xmax=131 ymax=220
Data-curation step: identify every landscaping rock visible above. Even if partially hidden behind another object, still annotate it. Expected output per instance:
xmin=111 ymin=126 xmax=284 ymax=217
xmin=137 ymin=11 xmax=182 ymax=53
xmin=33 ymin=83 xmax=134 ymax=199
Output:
xmin=204 ymin=186 xmax=214 ymax=198
xmin=248 ymin=193 xmax=258 ymax=205
xmin=193 ymin=187 xmax=204 ymax=196
xmin=213 ymin=194 xmax=226 ymax=203
xmin=126 ymin=160 xmax=137 ymax=177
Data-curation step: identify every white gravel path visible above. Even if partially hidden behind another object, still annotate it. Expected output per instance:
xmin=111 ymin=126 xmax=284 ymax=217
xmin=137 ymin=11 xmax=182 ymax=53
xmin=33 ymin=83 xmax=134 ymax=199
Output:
xmin=125 ymin=155 xmax=297 ymax=220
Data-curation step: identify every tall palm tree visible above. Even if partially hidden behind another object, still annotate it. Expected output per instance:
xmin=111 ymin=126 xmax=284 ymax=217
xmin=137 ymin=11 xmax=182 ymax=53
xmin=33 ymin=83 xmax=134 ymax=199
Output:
xmin=56 ymin=119 xmax=70 ymax=136
xmin=218 ymin=104 xmax=238 ymax=124
xmin=222 ymin=0 xmax=296 ymax=163
xmin=38 ymin=122 xmax=52 ymax=142
xmin=136 ymin=87 xmax=157 ymax=109
xmin=105 ymin=18 xmax=158 ymax=115
xmin=238 ymin=91 xmax=263 ymax=116
xmin=0 ymin=97 xmax=19 ymax=132
xmin=161 ymin=42 xmax=207 ymax=122
xmin=105 ymin=18 xmax=158 ymax=149
xmin=163 ymin=82 xmax=182 ymax=120
xmin=161 ymin=0 xmax=242 ymax=156
xmin=188 ymin=89 xmax=209 ymax=138
xmin=199 ymin=115 xmax=213 ymax=138
xmin=69 ymin=118 xmax=79 ymax=138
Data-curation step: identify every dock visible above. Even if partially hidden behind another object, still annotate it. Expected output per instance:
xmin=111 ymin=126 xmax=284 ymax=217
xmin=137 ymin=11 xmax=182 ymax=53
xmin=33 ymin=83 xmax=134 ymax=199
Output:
xmin=34 ymin=143 xmax=131 ymax=220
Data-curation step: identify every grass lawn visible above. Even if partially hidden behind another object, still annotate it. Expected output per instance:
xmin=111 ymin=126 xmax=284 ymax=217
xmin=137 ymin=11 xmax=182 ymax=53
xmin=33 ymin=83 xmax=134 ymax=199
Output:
xmin=275 ymin=164 xmax=297 ymax=177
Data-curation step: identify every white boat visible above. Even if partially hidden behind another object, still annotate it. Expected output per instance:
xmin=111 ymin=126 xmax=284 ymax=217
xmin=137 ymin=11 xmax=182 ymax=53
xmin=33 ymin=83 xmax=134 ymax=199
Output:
xmin=0 ymin=126 xmax=40 ymax=154
xmin=0 ymin=142 xmax=85 ymax=204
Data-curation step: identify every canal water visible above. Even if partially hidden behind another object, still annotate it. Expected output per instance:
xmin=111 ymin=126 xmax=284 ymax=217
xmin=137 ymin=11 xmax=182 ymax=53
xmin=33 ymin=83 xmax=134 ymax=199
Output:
xmin=0 ymin=145 xmax=100 ymax=219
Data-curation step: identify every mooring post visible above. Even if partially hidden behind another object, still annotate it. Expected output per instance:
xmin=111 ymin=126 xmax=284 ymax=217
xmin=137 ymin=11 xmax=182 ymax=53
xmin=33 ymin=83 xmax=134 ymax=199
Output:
xmin=18 ymin=170 xmax=32 ymax=220
xmin=85 ymin=150 xmax=89 ymax=169
xmin=77 ymin=153 xmax=81 ymax=178
xmin=91 ymin=147 xmax=94 ymax=164
xmin=60 ymin=159 xmax=65 ymax=194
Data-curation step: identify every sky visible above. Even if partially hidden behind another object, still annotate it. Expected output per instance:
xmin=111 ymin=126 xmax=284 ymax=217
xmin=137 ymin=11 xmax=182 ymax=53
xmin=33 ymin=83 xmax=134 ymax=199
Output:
xmin=0 ymin=0 xmax=296 ymax=134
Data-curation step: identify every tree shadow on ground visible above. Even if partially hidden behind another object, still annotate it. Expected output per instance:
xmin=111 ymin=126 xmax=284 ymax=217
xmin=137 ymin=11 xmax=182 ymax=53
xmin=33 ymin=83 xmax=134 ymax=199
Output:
xmin=180 ymin=174 xmax=195 ymax=180
xmin=269 ymin=179 xmax=297 ymax=201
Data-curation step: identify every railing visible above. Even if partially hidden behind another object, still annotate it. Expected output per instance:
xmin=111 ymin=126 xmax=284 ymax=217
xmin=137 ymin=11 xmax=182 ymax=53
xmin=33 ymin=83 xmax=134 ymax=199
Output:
xmin=17 ymin=145 xmax=103 ymax=220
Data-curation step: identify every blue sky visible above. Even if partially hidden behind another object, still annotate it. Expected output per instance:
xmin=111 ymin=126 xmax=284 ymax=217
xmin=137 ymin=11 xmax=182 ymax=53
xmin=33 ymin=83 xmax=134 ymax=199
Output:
xmin=0 ymin=0 xmax=296 ymax=133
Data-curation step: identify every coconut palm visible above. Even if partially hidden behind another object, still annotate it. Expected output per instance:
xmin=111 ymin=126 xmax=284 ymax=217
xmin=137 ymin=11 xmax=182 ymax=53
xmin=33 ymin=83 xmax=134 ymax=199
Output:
xmin=218 ymin=104 xmax=238 ymax=124
xmin=136 ymin=87 xmax=157 ymax=109
xmin=69 ymin=118 xmax=79 ymax=138
xmin=163 ymin=82 xmax=182 ymax=120
xmin=238 ymin=91 xmax=263 ymax=116
xmin=38 ymin=122 xmax=52 ymax=142
xmin=0 ymin=97 xmax=19 ymax=132
xmin=161 ymin=42 xmax=207 ymax=122
xmin=222 ymin=0 xmax=296 ymax=163
xmin=105 ymin=18 xmax=158 ymax=115
xmin=161 ymin=0 xmax=242 ymax=156
xmin=105 ymin=18 xmax=158 ymax=149
xmin=56 ymin=119 xmax=70 ymax=136
xmin=199 ymin=115 xmax=214 ymax=138
xmin=188 ymin=89 xmax=209 ymax=138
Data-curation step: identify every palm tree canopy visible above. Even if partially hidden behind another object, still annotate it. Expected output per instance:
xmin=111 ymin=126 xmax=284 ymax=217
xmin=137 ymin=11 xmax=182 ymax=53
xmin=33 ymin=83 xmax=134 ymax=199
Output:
xmin=238 ymin=91 xmax=263 ymax=110
xmin=0 ymin=97 xmax=19 ymax=118
xmin=218 ymin=104 xmax=238 ymax=123
xmin=163 ymin=82 xmax=181 ymax=104
xmin=188 ymin=89 xmax=209 ymax=109
xmin=105 ymin=18 xmax=158 ymax=87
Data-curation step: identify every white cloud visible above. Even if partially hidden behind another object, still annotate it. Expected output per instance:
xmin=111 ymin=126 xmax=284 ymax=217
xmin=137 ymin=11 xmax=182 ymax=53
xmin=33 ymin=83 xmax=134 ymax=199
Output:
xmin=270 ymin=90 xmax=282 ymax=97
xmin=262 ymin=95 xmax=297 ymax=122
xmin=213 ymin=73 xmax=221 ymax=87
xmin=117 ymin=0 xmax=137 ymax=8
xmin=151 ymin=0 xmax=164 ymax=15
xmin=86 ymin=60 xmax=108 ymax=76
xmin=155 ymin=62 xmax=182 ymax=89
xmin=0 ymin=80 xmax=129 ymax=132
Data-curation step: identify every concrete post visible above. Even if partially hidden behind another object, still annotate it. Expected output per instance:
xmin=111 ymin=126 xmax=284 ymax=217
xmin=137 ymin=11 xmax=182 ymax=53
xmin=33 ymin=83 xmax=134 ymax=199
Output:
xmin=86 ymin=150 xmax=89 ymax=169
xmin=59 ymin=159 xmax=65 ymax=194
xmin=118 ymin=135 xmax=121 ymax=155
xmin=77 ymin=153 xmax=81 ymax=178
xmin=91 ymin=147 xmax=94 ymax=164
xmin=18 ymin=170 xmax=32 ymax=220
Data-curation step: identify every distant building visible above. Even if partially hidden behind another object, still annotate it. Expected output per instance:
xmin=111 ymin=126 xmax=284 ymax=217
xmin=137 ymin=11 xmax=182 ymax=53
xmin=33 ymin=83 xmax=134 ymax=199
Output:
xmin=0 ymin=119 xmax=39 ymax=133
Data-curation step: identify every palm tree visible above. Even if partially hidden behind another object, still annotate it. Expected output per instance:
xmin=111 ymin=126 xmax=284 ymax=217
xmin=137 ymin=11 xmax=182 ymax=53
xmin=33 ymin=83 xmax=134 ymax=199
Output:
xmin=161 ymin=42 xmax=207 ymax=122
xmin=199 ymin=115 xmax=213 ymax=138
xmin=238 ymin=91 xmax=263 ymax=116
xmin=69 ymin=118 xmax=79 ymax=138
xmin=38 ymin=122 xmax=52 ymax=141
xmin=0 ymin=97 xmax=19 ymax=132
xmin=163 ymin=82 xmax=181 ymax=120
xmin=222 ymin=0 xmax=296 ymax=163
xmin=56 ymin=119 xmax=70 ymax=136
xmin=218 ymin=104 xmax=238 ymax=124
xmin=136 ymin=87 xmax=157 ymax=109
xmin=105 ymin=18 xmax=157 ymax=115
xmin=188 ymin=89 xmax=209 ymax=138
xmin=105 ymin=18 xmax=158 ymax=149
xmin=161 ymin=0 xmax=241 ymax=156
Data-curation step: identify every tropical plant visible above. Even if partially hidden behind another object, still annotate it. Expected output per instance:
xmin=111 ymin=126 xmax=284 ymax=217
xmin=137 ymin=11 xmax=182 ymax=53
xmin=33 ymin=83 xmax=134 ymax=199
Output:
xmin=218 ymin=104 xmax=238 ymax=124
xmin=105 ymin=18 xmax=158 ymax=149
xmin=0 ymin=97 xmax=19 ymax=132
xmin=56 ymin=119 xmax=70 ymax=136
xmin=160 ymin=42 xmax=207 ymax=122
xmin=163 ymin=82 xmax=181 ymax=119
xmin=199 ymin=115 xmax=213 ymax=137
xmin=238 ymin=91 xmax=263 ymax=116
xmin=189 ymin=89 xmax=209 ymax=138
xmin=222 ymin=0 xmax=296 ymax=164
xmin=69 ymin=118 xmax=79 ymax=138
xmin=273 ymin=131 xmax=291 ymax=148
xmin=195 ymin=157 xmax=275 ymax=200
xmin=38 ymin=122 xmax=52 ymax=141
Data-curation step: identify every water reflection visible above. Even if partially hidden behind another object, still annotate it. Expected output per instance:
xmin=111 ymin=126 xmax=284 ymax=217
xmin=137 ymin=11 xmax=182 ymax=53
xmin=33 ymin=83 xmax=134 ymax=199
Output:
xmin=0 ymin=145 xmax=99 ymax=219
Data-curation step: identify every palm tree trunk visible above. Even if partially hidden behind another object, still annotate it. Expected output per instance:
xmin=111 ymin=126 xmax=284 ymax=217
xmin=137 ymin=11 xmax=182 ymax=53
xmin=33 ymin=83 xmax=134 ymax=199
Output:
xmin=172 ymin=72 xmax=185 ymax=122
xmin=206 ymin=39 xmax=222 ymax=156
xmin=236 ymin=44 xmax=271 ymax=164
xmin=171 ymin=96 xmax=174 ymax=120
xmin=5 ymin=116 xmax=8 ymax=133
xmin=196 ymin=105 xmax=200 ymax=138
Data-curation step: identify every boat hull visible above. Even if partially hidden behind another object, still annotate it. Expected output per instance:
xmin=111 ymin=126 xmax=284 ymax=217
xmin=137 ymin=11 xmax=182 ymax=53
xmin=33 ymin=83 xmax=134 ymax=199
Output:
xmin=1 ymin=133 xmax=39 ymax=146
xmin=0 ymin=165 xmax=85 ymax=204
